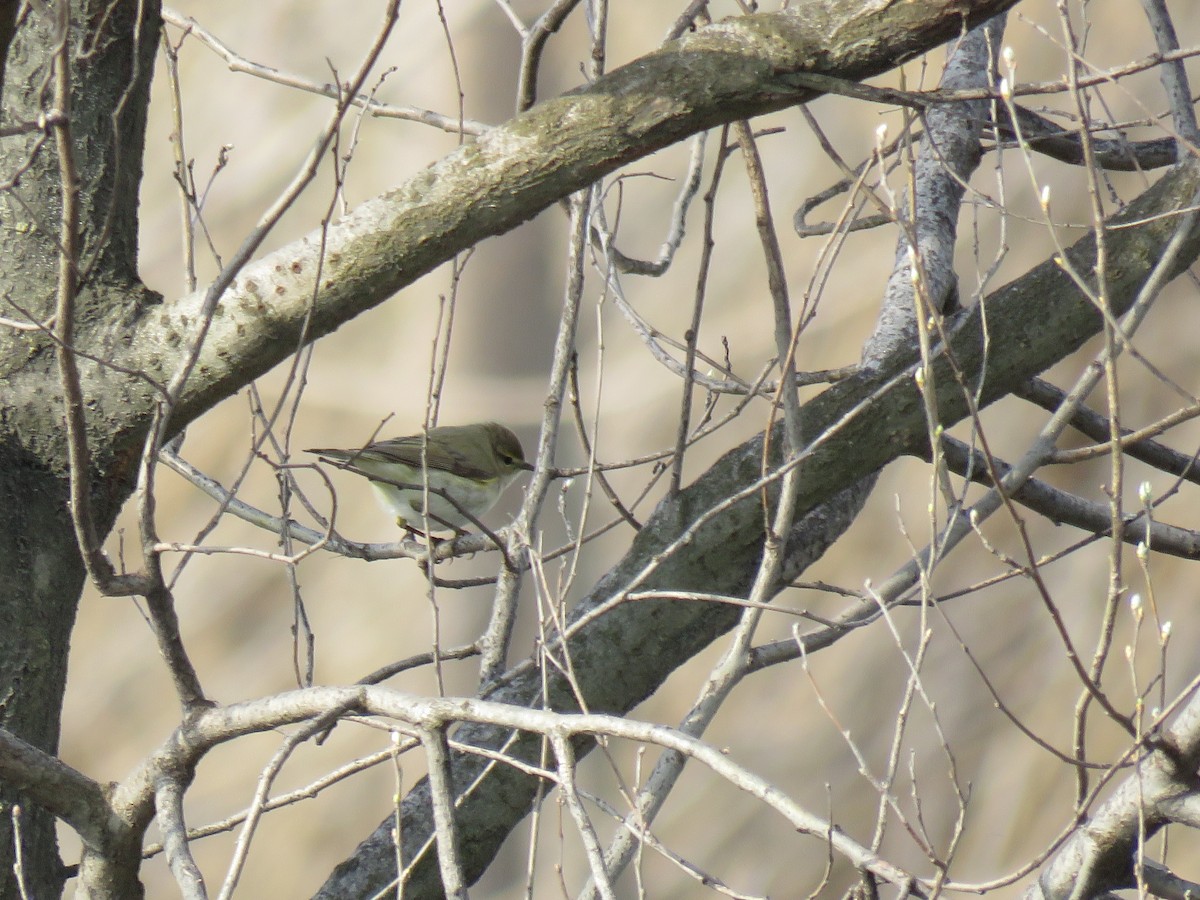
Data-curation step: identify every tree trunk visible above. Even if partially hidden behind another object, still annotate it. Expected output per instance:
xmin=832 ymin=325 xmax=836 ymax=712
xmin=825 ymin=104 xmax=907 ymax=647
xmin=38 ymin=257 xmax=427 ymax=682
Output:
xmin=0 ymin=2 xmax=161 ymax=895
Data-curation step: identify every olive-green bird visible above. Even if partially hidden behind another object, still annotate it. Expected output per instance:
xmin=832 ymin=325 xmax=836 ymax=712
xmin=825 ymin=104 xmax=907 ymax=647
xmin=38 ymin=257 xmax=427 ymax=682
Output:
xmin=310 ymin=422 xmax=532 ymax=533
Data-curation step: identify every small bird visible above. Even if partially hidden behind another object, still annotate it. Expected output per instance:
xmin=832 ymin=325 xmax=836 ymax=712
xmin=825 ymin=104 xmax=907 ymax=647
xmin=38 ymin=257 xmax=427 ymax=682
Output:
xmin=309 ymin=422 xmax=532 ymax=534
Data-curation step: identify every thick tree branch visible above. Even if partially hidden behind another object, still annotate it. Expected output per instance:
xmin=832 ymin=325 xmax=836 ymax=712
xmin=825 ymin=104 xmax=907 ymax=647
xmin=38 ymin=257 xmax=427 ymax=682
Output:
xmin=1025 ymin=682 xmax=1200 ymax=898
xmin=316 ymin=143 xmax=1200 ymax=894
xmin=0 ymin=729 xmax=112 ymax=852
xmin=10 ymin=0 xmax=1021 ymax=469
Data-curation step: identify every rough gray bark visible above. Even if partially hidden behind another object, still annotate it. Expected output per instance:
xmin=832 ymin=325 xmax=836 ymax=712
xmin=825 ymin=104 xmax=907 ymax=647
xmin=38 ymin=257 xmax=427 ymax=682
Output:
xmin=0 ymin=1 xmax=161 ymax=896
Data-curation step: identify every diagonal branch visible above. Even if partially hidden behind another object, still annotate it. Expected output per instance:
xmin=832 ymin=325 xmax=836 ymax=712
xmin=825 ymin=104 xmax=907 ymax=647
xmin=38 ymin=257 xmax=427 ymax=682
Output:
xmin=25 ymin=1 xmax=1022 ymax=470
xmin=318 ymin=149 xmax=1200 ymax=900
xmin=0 ymin=728 xmax=114 ymax=852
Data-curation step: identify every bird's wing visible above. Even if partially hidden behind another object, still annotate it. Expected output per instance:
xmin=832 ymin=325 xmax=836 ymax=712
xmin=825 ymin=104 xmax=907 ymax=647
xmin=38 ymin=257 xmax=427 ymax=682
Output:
xmin=363 ymin=437 xmax=494 ymax=481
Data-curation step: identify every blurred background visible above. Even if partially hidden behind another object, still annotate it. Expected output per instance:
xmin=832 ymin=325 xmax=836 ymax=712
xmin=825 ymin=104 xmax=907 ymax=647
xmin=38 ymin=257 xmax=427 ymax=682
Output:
xmin=60 ymin=0 xmax=1200 ymax=895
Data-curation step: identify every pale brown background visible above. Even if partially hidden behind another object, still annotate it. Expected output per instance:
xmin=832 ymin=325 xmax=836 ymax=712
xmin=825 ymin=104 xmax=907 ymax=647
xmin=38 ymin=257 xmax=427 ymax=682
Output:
xmin=60 ymin=1 xmax=1200 ymax=896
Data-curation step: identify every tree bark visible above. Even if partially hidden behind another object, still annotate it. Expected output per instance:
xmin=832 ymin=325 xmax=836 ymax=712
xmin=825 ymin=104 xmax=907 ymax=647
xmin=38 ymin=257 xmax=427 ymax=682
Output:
xmin=0 ymin=1 xmax=160 ymax=895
